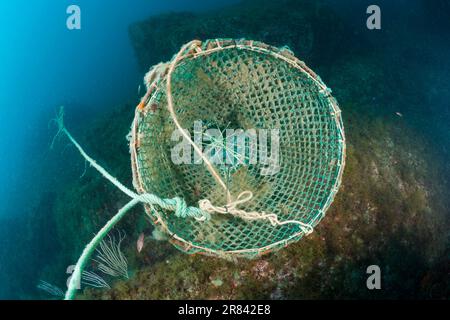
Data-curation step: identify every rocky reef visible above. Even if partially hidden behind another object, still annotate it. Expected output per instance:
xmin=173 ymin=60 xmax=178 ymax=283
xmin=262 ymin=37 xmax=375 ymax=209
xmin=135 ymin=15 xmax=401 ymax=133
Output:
xmin=44 ymin=0 xmax=448 ymax=299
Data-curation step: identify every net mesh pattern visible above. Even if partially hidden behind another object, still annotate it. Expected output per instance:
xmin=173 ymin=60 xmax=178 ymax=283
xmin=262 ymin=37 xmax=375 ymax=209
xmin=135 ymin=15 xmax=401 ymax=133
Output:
xmin=131 ymin=39 xmax=345 ymax=259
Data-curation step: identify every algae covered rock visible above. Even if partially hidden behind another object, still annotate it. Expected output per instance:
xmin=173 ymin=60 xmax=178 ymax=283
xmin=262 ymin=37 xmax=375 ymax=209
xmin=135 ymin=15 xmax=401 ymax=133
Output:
xmin=128 ymin=0 xmax=350 ymax=71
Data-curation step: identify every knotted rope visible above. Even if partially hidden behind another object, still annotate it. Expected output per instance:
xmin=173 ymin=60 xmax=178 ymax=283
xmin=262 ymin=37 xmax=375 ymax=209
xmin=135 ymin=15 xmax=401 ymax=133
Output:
xmin=52 ymin=107 xmax=210 ymax=223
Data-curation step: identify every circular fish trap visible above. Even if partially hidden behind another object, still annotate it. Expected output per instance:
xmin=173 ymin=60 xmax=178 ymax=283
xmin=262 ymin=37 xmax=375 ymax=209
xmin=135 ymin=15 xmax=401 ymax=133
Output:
xmin=130 ymin=39 xmax=345 ymax=259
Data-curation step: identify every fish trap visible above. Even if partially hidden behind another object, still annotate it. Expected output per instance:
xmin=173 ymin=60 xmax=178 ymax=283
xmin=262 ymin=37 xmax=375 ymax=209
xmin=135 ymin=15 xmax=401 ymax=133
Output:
xmin=130 ymin=39 xmax=345 ymax=259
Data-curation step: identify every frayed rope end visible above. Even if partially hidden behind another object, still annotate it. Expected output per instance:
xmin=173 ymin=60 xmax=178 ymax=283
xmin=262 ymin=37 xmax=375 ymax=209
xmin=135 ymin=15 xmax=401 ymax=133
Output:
xmin=50 ymin=106 xmax=66 ymax=150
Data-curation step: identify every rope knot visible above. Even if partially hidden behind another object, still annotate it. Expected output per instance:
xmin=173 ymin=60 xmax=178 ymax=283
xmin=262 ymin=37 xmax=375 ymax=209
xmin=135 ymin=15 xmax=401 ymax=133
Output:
xmin=170 ymin=197 xmax=210 ymax=222
xmin=173 ymin=197 xmax=187 ymax=218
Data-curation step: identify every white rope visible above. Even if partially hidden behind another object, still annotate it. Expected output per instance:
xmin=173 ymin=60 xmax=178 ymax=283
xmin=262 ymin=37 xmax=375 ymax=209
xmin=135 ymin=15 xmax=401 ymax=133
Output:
xmin=52 ymin=107 xmax=209 ymax=222
xmin=164 ymin=40 xmax=232 ymax=203
xmin=199 ymin=191 xmax=313 ymax=235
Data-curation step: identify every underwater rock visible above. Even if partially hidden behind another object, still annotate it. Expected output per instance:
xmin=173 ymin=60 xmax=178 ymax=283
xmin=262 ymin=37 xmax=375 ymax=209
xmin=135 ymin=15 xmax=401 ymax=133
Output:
xmin=128 ymin=0 xmax=350 ymax=71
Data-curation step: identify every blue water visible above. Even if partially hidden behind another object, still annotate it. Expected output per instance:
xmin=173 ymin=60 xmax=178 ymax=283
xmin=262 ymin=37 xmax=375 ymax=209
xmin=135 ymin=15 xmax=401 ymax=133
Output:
xmin=0 ymin=0 xmax=449 ymax=299
xmin=0 ymin=0 xmax=239 ymax=217
xmin=0 ymin=0 xmax=239 ymax=299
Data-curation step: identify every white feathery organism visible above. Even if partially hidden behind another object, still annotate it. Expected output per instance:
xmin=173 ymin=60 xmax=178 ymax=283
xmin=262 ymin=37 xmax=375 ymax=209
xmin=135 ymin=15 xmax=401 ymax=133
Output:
xmin=82 ymin=271 xmax=111 ymax=289
xmin=37 ymin=280 xmax=64 ymax=297
xmin=93 ymin=230 xmax=129 ymax=279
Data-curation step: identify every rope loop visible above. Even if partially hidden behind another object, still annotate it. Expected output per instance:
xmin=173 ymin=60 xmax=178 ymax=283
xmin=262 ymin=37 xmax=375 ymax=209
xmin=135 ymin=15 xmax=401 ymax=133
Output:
xmin=199 ymin=191 xmax=314 ymax=235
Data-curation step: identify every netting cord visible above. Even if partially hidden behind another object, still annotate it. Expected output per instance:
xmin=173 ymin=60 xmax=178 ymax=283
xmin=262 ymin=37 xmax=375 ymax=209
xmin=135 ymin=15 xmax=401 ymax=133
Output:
xmin=160 ymin=39 xmax=314 ymax=234
xmin=51 ymin=107 xmax=210 ymax=300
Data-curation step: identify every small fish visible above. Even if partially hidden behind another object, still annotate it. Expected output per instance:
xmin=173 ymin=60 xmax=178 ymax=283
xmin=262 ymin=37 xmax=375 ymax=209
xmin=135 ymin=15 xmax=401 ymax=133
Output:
xmin=137 ymin=232 xmax=145 ymax=253
xmin=138 ymin=84 xmax=141 ymax=95
xmin=395 ymin=112 xmax=403 ymax=117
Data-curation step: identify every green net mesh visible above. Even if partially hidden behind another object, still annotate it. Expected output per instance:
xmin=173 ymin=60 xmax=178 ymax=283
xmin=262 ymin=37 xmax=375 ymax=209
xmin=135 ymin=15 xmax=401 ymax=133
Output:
xmin=130 ymin=39 xmax=345 ymax=259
